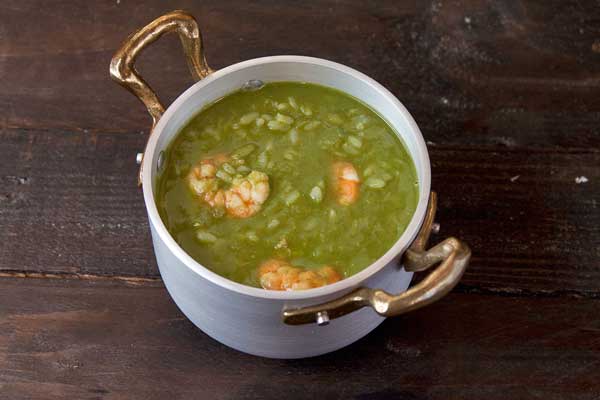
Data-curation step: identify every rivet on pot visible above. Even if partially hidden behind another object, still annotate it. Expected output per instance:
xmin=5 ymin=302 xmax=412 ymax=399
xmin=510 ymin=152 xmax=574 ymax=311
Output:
xmin=157 ymin=151 xmax=165 ymax=172
xmin=136 ymin=152 xmax=143 ymax=165
xmin=316 ymin=311 xmax=330 ymax=326
xmin=431 ymin=222 xmax=441 ymax=234
xmin=241 ymin=79 xmax=264 ymax=91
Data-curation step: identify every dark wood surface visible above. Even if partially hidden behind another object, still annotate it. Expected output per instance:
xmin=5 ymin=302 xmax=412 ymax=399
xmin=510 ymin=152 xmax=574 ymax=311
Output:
xmin=2 ymin=277 xmax=600 ymax=400
xmin=1 ymin=1 xmax=599 ymax=399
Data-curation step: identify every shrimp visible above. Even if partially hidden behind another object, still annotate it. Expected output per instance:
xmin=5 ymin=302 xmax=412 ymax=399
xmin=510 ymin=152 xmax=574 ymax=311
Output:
xmin=258 ymin=259 xmax=342 ymax=291
xmin=187 ymin=153 xmax=270 ymax=218
xmin=187 ymin=154 xmax=228 ymax=201
xmin=187 ymin=157 xmax=221 ymax=199
xmin=225 ymin=171 xmax=270 ymax=218
xmin=332 ymin=161 xmax=360 ymax=205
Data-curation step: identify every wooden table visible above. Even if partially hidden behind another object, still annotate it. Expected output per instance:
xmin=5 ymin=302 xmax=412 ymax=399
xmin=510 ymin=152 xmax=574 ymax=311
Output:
xmin=1 ymin=1 xmax=599 ymax=399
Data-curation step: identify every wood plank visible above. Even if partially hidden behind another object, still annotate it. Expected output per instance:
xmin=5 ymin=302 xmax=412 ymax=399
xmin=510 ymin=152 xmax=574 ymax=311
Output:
xmin=1 ymin=128 xmax=598 ymax=294
xmin=432 ymin=145 xmax=600 ymax=297
xmin=0 ymin=128 xmax=153 ymax=277
xmin=1 ymin=1 xmax=600 ymax=148
xmin=1 ymin=276 xmax=599 ymax=400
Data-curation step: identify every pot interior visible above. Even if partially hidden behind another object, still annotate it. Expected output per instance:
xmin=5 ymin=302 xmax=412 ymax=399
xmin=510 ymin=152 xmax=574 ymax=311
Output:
xmin=143 ymin=56 xmax=431 ymax=299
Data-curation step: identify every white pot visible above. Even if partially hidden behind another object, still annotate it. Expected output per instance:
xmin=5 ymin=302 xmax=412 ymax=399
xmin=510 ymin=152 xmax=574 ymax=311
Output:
xmin=111 ymin=11 xmax=470 ymax=359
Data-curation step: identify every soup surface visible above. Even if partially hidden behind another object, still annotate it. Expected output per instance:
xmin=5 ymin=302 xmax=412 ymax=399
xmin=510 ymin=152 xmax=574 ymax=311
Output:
xmin=157 ymin=82 xmax=418 ymax=290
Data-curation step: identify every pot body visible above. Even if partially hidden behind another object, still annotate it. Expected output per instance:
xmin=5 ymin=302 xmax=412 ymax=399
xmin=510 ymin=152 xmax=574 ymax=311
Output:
xmin=152 ymin=225 xmax=413 ymax=358
xmin=142 ymin=56 xmax=431 ymax=358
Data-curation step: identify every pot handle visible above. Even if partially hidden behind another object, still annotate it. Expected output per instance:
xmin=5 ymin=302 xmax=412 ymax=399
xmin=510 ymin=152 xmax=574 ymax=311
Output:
xmin=283 ymin=192 xmax=471 ymax=325
xmin=109 ymin=10 xmax=212 ymax=184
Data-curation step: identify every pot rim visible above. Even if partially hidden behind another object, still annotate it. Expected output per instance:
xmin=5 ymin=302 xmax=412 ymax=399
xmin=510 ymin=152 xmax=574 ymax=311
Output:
xmin=142 ymin=55 xmax=431 ymax=300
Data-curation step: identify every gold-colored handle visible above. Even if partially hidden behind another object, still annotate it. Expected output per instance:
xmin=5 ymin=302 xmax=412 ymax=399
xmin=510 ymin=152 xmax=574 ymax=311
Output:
xmin=283 ymin=192 xmax=471 ymax=325
xmin=109 ymin=10 xmax=212 ymax=184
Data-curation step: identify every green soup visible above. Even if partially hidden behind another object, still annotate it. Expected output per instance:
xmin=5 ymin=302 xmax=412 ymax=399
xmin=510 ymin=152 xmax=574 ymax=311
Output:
xmin=156 ymin=82 xmax=418 ymax=289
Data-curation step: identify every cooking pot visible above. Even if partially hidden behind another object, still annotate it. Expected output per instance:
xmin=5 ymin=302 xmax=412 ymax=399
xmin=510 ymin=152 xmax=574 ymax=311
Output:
xmin=110 ymin=10 xmax=471 ymax=359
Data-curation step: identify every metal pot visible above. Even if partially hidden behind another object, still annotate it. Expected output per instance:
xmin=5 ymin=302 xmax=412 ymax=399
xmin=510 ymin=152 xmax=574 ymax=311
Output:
xmin=110 ymin=11 xmax=470 ymax=359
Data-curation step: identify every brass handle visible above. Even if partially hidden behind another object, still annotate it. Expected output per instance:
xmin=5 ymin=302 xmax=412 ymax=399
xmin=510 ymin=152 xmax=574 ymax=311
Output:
xmin=109 ymin=10 xmax=212 ymax=184
xmin=283 ymin=192 xmax=471 ymax=325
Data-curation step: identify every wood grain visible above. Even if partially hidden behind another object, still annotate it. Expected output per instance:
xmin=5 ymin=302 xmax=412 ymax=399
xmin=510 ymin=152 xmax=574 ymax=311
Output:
xmin=1 ymin=128 xmax=598 ymax=295
xmin=2 ymin=0 xmax=600 ymax=397
xmin=1 ymin=277 xmax=599 ymax=400
xmin=1 ymin=1 xmax=600 ymax=148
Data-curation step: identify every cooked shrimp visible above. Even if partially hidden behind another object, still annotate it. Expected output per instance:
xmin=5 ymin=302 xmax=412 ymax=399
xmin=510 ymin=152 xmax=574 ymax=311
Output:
xmin=187 ymin=154 xmax=270 ymax=218
xmin=332 ymin=161 xmax=360 ymax=205
xmin=204 ymin=189 xmax=226 ymax=208
xmin=187 ymin=158 xmax=221 ymax=198
xmin=258 ymin=259 xmax=342 ymax=291
xmin=225 ymin=171 xmax=270 ymax=218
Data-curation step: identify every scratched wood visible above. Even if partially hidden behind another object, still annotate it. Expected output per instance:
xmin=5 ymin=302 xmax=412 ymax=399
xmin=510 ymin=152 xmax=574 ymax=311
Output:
xmin=1 ymin=277 xmax=600 ymax=400
xmin=1 ymin=0 xmax=600 ymax=398
xmin=1 ymin=128 xmax=598 ymax=295
xmin=1 ymin=1 xmax=599 ymax=148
